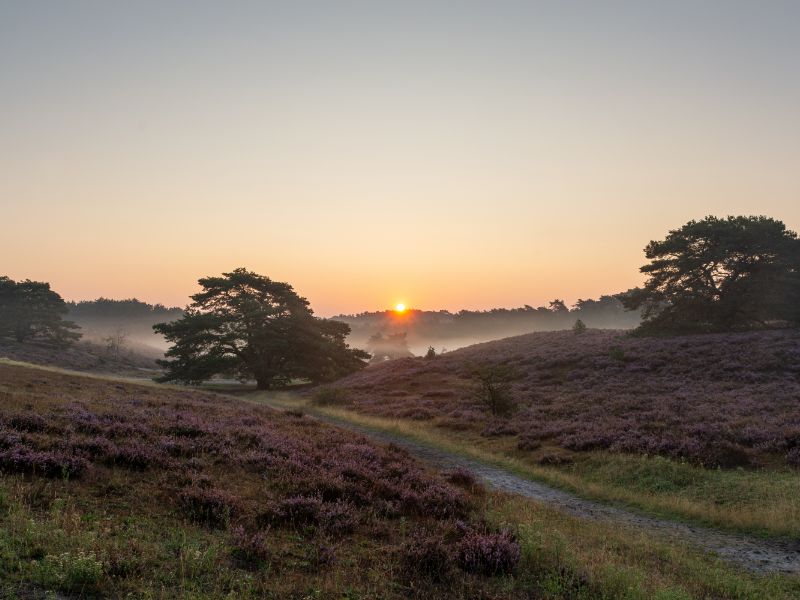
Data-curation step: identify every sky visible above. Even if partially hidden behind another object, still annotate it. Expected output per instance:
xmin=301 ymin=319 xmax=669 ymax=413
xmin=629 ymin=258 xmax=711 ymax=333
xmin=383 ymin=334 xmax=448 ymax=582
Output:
xmin=2 ymin=1 xmax=799 ymax=316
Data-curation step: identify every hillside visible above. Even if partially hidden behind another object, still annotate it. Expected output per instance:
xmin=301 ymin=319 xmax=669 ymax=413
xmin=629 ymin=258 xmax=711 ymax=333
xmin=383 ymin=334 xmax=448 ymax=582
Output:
xmin=0 ymin=339 xmax=160 ymax=377
xmin=324 ymin=329 xmax=800 ymax=469
xmin=0 ymin=363 xmax=528 ymax=598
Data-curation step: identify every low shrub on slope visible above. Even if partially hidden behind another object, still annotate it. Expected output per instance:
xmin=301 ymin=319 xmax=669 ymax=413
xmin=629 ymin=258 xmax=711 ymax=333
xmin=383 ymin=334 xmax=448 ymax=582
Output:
xmin=326 ymin=329 xmax=800 ymax=468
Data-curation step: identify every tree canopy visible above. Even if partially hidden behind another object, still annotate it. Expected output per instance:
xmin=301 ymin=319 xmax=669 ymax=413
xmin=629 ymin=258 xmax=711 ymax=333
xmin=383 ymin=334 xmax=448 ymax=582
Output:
xmin=621 ymin=216 xmax=800 ymax=333
xmin=154 ymin=268 xmax=369 ymax=389
xmin=0 ymin=276 xmax=81 ymax=345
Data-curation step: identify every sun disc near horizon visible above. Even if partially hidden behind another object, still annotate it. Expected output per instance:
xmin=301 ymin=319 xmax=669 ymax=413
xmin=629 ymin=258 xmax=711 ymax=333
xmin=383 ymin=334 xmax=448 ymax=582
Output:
xmin=394 ymin=303 xmax=406 ymax=313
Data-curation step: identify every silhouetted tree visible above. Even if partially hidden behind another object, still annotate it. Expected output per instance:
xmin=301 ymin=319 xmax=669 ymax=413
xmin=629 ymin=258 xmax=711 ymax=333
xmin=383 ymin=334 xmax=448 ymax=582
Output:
xmin=104 ymin=327 xmax=128 ymax=360
xmin=0 ymin=276 xmax=81 ymax=345
xmin=470 ymin=364 xmax=517 ymax=417
xmin=425 ymin=345 xmax=437 ymax=359
xmin=621 ymin=216 xmax=800 ymax=333
xmin=154 ymin=268 xmax=369 ymax=389
xmin=548 ymin=299 xmax=568 ymax=314
xmin=572 ymin=319 xmax=587 ymax=334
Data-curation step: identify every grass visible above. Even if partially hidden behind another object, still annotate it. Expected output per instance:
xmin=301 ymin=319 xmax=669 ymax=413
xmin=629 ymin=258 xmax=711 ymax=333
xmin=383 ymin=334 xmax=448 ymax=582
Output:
xmin=248 ymin=391 xmax=800 ymax=538
xmin=1 ymin=474 xmax=798 ymax=599
xmin=486 ymin=495 xmax=800 ymax=600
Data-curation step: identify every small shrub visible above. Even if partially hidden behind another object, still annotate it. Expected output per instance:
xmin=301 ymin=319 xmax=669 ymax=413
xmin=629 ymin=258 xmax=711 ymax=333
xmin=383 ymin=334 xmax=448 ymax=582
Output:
xmin=445 ymin=467 xmax=481 ymax=490
xmin=609 ymin=346 xmax=627 ymax=362
xmin=308 ymin=543 xmax=336 ymax=568
xmin=536 ymin=452 xmax=574 ymax=466
xmin=699 ymin=441 xmax=750 ymax=468
xmin=572 ymin=319 xmax=587 ymax=334
xmin=261 ymin=494 xmax=323 ymax=527
xmin=319 ymin=500 xmax=359 ymax=535
xmin=8 ymin=413 xmax=49 ymax=433
xmin=73 ymin=436 xmax=117 ymax=459
xmin=35 ymin=550 xmax=105 ymax=592
xmin=456 ymin=529 xmax=520 ymax=576
xmin=230 ymin=526 xmax=271 ymax=566
xmin=517 ymin=435 xmax=542 ymax=451
xmin=109 ymin=441 xmax=165 ymax=470
xmin=425 ymin=346 xmax=437 ymax=359
xmin=311 ymin=387 xmax=349 ymax=406
xmin=395 ymin=479 xmax=469 ymax=519
xmin=0 ymin=447 xmax=89 ymax=479
xmin=481 ymin=421 xmax=520 ymax=438
xmin=179 ymin=487 xmax=237 ymax=527
xmin=470 ymin=364 xmax=517 ymax=418
xmin=402 ymin=531 xmax=453 ymax=581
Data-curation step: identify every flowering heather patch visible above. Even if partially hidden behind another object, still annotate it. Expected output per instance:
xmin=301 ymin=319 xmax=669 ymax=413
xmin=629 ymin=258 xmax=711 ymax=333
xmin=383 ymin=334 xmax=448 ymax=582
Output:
xmin=230 ymin=526 xmax=272 ymax=566
xmin=327 ymin=329 xmax=800 ymax=468
xmin=401 ymin=529 xmax=454 ymax=581
xmin=7 ymin=413 xmax=50 ymax=433
xmin=0 ymin=446 xmax=89 ymax=478
xmin=109 ymin=440 xmax=168 ymax=470
xmin=456 ymin=529 xmax=521 ymax=576
xmin=179 ymin=486 xmax=238 ymax=526
xmin=0 ymin=363 xmax=507 ymax=596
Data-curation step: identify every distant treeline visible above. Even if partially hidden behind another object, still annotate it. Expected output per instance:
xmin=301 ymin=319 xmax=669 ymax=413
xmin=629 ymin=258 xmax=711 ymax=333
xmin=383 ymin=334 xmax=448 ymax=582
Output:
xmin=67 ymin=298 xmax=183 ymax=320
xmin=334 ymin=295 xmax=641 ymax=354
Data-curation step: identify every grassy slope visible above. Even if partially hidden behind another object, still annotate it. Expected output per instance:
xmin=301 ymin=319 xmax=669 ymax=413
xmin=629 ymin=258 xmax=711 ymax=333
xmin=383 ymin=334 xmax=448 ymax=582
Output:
xmin=0 ymin=363 xmax=797 ymax=599
xmin=313 ymin=329 xmax=800 ymax=537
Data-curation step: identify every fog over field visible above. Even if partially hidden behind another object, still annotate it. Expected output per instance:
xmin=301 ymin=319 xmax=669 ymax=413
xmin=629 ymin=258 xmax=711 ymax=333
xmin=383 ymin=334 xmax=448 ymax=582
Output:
xmin=60 ymin=294 xmax=641 ymax=360
xmin=335 ymin=295 xmax=640 ymax=355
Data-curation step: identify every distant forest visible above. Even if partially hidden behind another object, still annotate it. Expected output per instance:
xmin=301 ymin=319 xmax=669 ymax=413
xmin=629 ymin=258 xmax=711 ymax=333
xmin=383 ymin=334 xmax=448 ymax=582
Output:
xmin=66 ymin=299 xmax=183 ymax=353
xmin=67 ymin=298 xmax=183 ymax=320
xmin=334 ymin=295 xmax=641 ymax=354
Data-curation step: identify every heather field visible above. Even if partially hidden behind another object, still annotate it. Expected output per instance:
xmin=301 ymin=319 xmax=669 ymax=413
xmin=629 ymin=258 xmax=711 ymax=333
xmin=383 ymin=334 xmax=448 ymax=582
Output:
xmin=328 ymin=329 xmax=800 ymax=468
xmin=0 ymin=362 xmax=521 ymax=598
xmin=317 ymin=329 xmax=800 ymax=535
xmin=2 ymin=364 xmax=798 ymax=598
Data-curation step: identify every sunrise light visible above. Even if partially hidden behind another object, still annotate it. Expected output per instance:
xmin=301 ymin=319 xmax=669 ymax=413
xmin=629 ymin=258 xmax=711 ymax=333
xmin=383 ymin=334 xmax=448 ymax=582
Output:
xmin=394 ymin=303 xmax=406 ymax=313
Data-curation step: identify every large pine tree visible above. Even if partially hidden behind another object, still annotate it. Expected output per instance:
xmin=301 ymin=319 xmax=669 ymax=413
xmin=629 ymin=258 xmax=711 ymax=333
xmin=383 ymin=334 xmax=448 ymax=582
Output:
xmin=154 ymin=268 xmax=369 ymax=389
xmin=621 ymin=216 xmax=800 ymax=333
xmin=0 ymin=276 xmax=81 ymax=345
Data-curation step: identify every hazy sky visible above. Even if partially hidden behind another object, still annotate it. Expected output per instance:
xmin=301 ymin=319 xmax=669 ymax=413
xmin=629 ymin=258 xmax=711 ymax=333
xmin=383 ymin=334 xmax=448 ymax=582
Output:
xmin=2 ymin=1 xmax=799 ymax=315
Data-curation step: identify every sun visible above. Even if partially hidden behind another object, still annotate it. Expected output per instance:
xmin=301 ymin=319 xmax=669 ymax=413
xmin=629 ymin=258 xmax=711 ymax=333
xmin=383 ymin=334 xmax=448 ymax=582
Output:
xmin=394 ymin=303 xmax=406 ymax=313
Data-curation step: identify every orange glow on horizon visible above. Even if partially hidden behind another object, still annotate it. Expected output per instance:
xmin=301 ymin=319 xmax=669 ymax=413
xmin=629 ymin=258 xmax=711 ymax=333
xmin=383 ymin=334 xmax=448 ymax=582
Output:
xmin=394 ymin=303 xmax=406 ymax=313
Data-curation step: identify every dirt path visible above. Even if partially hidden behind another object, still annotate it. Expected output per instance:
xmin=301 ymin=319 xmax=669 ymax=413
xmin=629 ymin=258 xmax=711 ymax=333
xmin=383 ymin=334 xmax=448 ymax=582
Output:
xmin=272 ymin=404 xmax=800 ymax=576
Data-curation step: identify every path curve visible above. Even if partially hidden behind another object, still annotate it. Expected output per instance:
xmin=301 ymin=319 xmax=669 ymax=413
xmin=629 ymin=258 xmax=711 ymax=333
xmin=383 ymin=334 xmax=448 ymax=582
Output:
xmin=294 ymin=407 xmax=800 ymax=575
